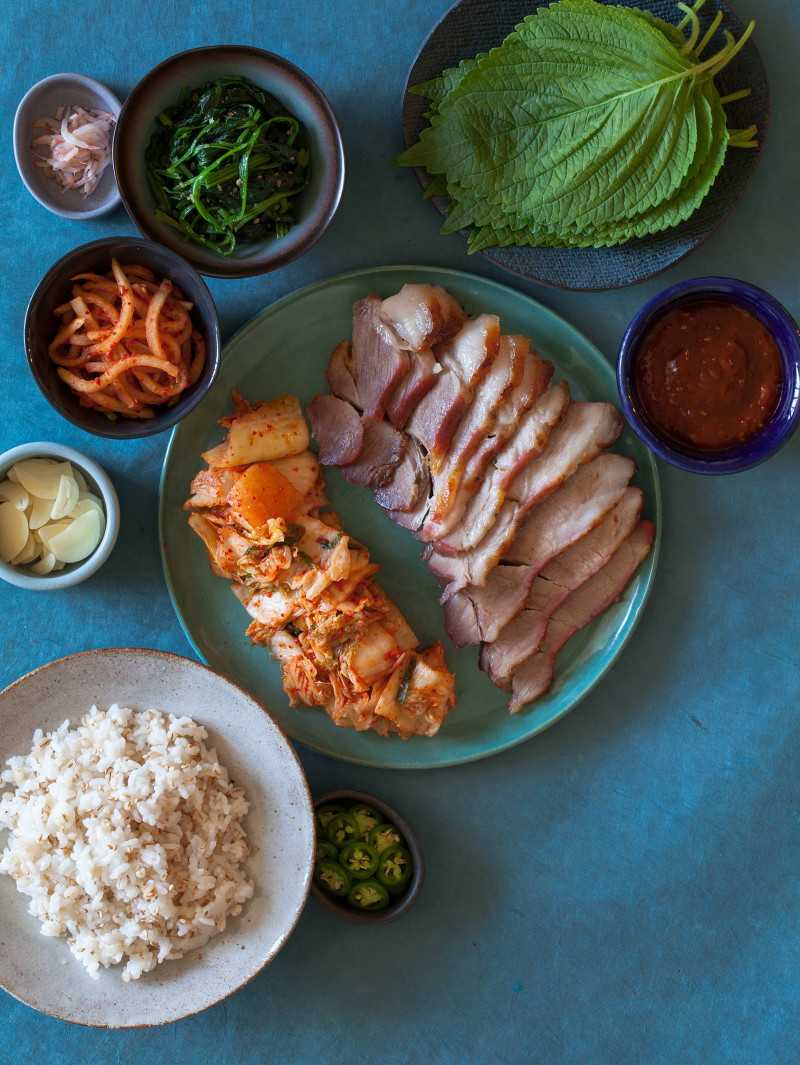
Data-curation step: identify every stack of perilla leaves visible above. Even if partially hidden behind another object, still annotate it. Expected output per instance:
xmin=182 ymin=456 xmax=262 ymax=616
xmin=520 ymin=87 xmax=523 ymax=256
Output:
xmin=394 ymin=0 xmax=757 ymax=250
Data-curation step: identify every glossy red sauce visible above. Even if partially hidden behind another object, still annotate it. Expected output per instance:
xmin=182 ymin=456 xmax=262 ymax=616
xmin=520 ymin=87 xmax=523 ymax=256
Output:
xmin=634 ymin=300 xmax=783 ymax=450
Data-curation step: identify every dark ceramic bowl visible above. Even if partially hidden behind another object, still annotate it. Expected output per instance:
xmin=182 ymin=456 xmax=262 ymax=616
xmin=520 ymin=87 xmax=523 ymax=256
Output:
xmin=25 ymin=236 xmax=221 ymax=439
xmin=113 ymin=46 xmax=346 ymax=279
xmin=617 ymin=277 xmax=800 ymax=474
xmin=311 ymin=789 xmax=424 ymax=926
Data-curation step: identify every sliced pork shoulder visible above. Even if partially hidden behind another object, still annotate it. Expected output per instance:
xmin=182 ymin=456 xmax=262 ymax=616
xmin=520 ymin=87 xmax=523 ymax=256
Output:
xmin=373 ymin=437 xmax=430 ymax=513
xmin=385 ymin=349 xmax=438 ymax=429
xmin=306 ymin=394 xmax=364 ymax=466
xmin=479 ymin=485 xmax=645 ymax=684
xmin=442 ymin=452 xmax=637 ymax=643
xmin=505 ymin=519 xmax=655 ymax=713
xmin=326 ymin=340 xmax=361 ymax=409
xmin=339 ymin=417 xmax=407 ymax=489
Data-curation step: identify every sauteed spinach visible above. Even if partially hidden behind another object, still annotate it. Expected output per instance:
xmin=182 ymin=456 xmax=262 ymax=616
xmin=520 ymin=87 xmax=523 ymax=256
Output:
xmin=145 ymin=75 xmax=310 ymax=255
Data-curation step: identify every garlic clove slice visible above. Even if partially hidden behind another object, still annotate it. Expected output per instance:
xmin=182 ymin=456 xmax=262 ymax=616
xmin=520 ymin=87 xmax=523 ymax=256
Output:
xmin=45 ymin=510 xmax=101 ymax=564
xmin=12 ymin=459 xmax=73 ymax=500
xmin=0 ymin=479 xmax=29 ymax=510
xmin=50 ymin=472 xmax=80 ymax=521
xmin=67 ymin=495 xmax=106 ymax=537
xmin=31 ymin=550 xmax=57 ymax=575
xmin=10 ymin=530 xmax=40 ymax=566
xmin=0 ymin=502 xmax=30 ymax=562
xmin=28 ymin=495 xmax=56 ymax=530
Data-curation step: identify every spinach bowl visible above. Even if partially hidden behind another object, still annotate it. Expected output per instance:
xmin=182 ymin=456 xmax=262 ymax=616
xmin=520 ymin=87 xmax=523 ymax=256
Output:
xmin=114 ymin=46 xmax=345 ymax=279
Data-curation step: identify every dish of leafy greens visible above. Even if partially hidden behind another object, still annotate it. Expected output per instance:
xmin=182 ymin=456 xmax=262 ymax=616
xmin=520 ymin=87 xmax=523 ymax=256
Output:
xmin=396 ymin=0 xmax=756 ymax=252
xmin=145 ymin=75 xmax=310 ymax=255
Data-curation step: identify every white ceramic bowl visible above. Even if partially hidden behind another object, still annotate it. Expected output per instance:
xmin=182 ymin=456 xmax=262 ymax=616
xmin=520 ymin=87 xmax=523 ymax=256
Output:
xmin=14 ymin=73 xmax=122 ymax=219
xmin=0 ymin=441 xmax=120 ymax=590
xmin=0 ymin=648 xmax=315 ymax=1027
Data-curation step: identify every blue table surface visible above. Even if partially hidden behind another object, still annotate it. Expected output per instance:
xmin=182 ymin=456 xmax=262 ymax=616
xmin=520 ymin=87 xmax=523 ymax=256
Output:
xmin=2 ymin=0 xmax=799 ymax=1061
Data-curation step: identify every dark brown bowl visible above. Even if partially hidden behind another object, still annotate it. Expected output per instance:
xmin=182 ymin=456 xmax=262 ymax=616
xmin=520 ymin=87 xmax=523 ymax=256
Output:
xmin=311 ymin=789 xmax=425 ymax=926
xmin=114 ymin=46 xmax=346 ymax=279
xmin=25 ymin=236 xmax=221 ymax=439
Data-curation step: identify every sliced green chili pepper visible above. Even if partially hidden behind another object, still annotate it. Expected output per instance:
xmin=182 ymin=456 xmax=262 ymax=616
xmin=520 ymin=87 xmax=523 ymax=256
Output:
xmin=315 ymin=803 xmax=345 ymax=834
xmin=348 ymin=802 xmax=382 ymax=840
xmin=368 ymin=822 xmax=405 ymax=856
xmin=313 ymin=861 xmax=351 ymax=897
xmin=326 ymin=812 xmax=361 ymax=849
xmin=347 ymin=879 xmax=390 ymax=911
xmin=339 ymin=840 xmax=379 ymax=880
xmin=376 ymin=844 xmax=413 ymax=894
xmin=315 ymin=840 xmax=339 ymax=863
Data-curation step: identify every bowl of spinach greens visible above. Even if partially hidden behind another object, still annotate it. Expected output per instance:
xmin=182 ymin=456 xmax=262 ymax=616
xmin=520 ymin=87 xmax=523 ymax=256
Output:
xmin=114 ymin=47 xmax=345 ymax=279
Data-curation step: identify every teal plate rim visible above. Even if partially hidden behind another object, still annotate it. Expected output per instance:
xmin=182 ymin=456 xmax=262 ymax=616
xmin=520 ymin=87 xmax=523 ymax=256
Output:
xmin=158 ymin=264 xmax=662 ymax=769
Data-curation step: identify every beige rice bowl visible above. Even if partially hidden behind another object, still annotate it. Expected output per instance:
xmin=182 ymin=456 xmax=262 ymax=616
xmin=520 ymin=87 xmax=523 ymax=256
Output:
xmin=0 ymin=648 xmax=315 ymax=1028
xmin=0 ymin=704 xmax=254 ymax=982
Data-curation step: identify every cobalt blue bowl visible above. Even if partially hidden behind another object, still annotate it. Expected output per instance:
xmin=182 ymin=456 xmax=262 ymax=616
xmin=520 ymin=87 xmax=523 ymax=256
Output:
xmin=617 ymin=277 xmax=800 ymax=474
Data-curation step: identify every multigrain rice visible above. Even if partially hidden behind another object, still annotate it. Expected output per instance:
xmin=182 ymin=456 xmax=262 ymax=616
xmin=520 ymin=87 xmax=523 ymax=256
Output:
xmin=0 ymin=704 xmax=254 ymax=982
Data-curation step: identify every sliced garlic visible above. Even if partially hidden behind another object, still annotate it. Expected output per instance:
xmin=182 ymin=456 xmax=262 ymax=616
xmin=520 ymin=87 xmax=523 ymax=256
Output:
xmin=44 ymin=510 xmax=101 ymax=564
xmin=0 ymin=479 xmax=29 ymax=510
xmin=1 ymin=458 xmax=106 ymax=572
xmin=31 ymin=550 xmax=57 ymax=575
xmin=10 ymin=530 xmax=39 ymax=565
xmin=28 ymin=495 xmax=55 ymax=530
xmin=50 ymin=472 xmax=80 ymax=521
xmin=12 ymin=459 xmax=74 ymax=500
xmin=0 ymin=502 xmax=30 ymax=562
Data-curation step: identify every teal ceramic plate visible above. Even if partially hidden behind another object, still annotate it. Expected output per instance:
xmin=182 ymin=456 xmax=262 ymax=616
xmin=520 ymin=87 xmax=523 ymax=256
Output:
xmin=159 ymin=265 xmax=661 ymax=768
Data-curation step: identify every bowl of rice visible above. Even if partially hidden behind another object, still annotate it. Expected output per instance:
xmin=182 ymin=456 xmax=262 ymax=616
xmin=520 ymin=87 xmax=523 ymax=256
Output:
xmin=0 ymin=647 xmax=315 ymax=1028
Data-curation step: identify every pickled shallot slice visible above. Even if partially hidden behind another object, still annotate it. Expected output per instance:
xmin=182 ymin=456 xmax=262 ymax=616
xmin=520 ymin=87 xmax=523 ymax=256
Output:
xmin=31 ymin=105 xmax=116 ymax=195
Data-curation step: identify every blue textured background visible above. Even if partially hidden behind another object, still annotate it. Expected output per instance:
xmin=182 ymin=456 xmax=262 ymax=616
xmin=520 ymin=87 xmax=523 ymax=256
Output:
xmin=2 ymin=0 xmax=799 ymax=1061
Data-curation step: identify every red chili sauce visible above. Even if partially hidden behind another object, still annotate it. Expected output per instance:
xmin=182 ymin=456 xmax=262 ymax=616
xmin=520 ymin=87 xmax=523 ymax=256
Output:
xmin=633 ymin=299 xmax=783 ymax=450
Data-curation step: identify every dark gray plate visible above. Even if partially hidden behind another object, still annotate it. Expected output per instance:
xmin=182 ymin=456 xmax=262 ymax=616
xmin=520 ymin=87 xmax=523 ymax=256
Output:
xmin=400 ymin=0 xmax=769 ymax=291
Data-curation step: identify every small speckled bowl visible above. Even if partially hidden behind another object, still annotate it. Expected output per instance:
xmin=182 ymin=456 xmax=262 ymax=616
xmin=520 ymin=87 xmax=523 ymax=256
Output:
xmin=14 ymin=73 xmax=122 ymax=220
xmin=0 ymin=441 xmax=119 ymax=590
xmin=25 ymin=236 xmax=221 ymax=439
xmin=0 ymin=648 xmax=315 ymax=1027
xmin=114 ymin=46 xmax=346 ymax=279
xmin=617 ymin=277 xmax=800 ymax=474
xmin=311 ymin=789 xmax=424 ymax=926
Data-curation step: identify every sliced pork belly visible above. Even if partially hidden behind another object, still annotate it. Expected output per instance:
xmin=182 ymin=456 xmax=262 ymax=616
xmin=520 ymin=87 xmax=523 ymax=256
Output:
xmin=505 ymin=519 xmax=655 ymax=713
xmin=351 ymin=295 xmax=410 ymax=419
xmin=306 ymin=394 xmax=364 ymax=466
xmin=379 ymin=283 xmax=467 ymax=352
xmin=442 ymin=452 xmax=637 ymax=644
xmin=479 ymin=485 xmax=644 ymax=683
xmin=385 ymin=349 xmax=438 ymax=428
xmin=420 ymin=352 xmax=555 ymax=544
xmin=339 ymin=417 xmax=407 ymax=489
xmin=373 ymin=438 xmax=430 ymax=512
xmin=326 ymin=340 xmax=361 ymax=409
xmin=434 ymin=381 xmax=571 ymax=556
xmin=417 ymin=335 xmax=528 ymax=539
xmin=441 ymin=399 xmax=622 ymax=556
xmin=405 ymin=314 xmax=501 ymax=467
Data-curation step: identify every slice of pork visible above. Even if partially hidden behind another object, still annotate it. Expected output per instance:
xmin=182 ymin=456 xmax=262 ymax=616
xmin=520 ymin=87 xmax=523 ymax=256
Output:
xmin=306 ymin=394 xmax=364 ymax=466
xmin=379 ymin=283 xmax=467 ymax=352
xmin=433 ymin=381 xmax=571 ymax=555
xmin=385 ymin=349 xmax=438 ymax=429
xmin=326 ymin=340 xmax=361 ymax=409
xmin=373 ymin=437 xmax=430 ymax=512
xmin=442 ymin=452 xmax=637 ymax=644
xmin=405 ymin=314 xmax=500 ymax=467
xmin=480 ymin=485 xmax=644 ymax=683
xmin=339 ymin=417 xmax=407 ymax=489
xmin=506 ymin=519 xmax=655 ymax=713
xmin=351 ymin=295 xmax=410 ymax=419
